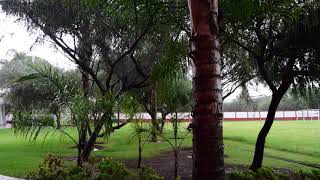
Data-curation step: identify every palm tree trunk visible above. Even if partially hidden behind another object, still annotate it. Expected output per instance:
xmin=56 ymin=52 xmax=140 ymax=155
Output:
xmin=188 ymin=0 xmax=225 ymax=179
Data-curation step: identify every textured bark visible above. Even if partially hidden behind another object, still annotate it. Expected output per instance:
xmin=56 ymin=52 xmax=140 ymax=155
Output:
xmin=54 ymin=111 xmax=61 ymax=129
xmin=79 ymin=23 xmax=93 ymax=97
xmin=188 ymin=0 xmax=225 ymax=179
xmin=81 ymin=72 xmax=90 ymax=97
xmin=81 ymin=119 xmax=105 ymax=161
xmin=78 ymin=24 xmax=93 ymax=163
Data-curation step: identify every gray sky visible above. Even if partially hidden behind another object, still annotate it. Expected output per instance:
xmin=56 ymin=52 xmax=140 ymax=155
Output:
xmin=0 ymin=11 xmax=271 ymax=101
xmin=0 ymin=11 xmax=75 ymax=70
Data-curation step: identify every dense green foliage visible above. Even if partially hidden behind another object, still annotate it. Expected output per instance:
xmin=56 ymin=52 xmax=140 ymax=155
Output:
xmin=227 ymin=168 xmax=320 ymax=180
xmin=0 ymin=53 xmax=79 ymax=111
xmin=27 ymin=154 xmax=163 ymax=180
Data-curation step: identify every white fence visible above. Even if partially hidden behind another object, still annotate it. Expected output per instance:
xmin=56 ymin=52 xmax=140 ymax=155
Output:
xmin=223 ymin=109 xmax=320 ymax=120
xmin=2 ymin=109 xmax=320 ymax=126
xmin=116 ymin=109 xmax=320 ymax=121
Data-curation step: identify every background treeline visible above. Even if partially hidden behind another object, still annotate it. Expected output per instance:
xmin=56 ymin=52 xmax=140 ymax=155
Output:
xmin=224 ymin=91 xmax=320 ymax=112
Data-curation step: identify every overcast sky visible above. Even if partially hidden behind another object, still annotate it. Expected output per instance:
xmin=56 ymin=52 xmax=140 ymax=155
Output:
xmin=0 ymin=11 xmax=75 ymax=69
xmin=0 ymin=11 xmax=272 ymax=101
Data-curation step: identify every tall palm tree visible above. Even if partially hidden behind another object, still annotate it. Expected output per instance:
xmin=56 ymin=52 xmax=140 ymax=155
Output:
xmin=188 ymin=0 xmax=225 ymax=179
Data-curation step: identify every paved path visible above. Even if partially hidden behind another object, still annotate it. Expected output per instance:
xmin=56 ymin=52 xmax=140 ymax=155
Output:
xmin=0 ymin=175 xmax=23 ymax=180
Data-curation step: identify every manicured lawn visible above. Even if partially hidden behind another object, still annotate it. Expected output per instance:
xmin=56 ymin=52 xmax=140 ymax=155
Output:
xmin=0 ymin=121 xmax=320 ymax=177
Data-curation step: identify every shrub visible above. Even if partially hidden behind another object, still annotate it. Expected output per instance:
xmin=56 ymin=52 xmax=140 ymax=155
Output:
xmin=278 ymin=173 xmax=290 ymax=180
xmin=28 ymin=155 xmax=164 ymax=180
xmin=255 ymin=167 xmax=276 ymax=180
xmin=95 ymin=160 xmax=134 ymax=180
xmin=227 ymin=168 xmax=277 ymax=180
xmin=137 ymin=166 xmax=164 ymax=180
xmin=26 ymin=154 xmax=91 ymax=180
xmin=294 ymin=169 xmax=320 ymax=180
xmin=227 ymin=172 xmax=254 ymax=180
xmin=95 ymin=160 xmax=164 ymax=180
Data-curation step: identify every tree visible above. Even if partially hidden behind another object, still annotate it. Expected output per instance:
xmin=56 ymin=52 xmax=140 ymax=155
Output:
xmin=130 ymin=118 xmax=151 ymax=168
xmin=188 ymin=0 xmax=225 ymax=179
xmin=155 ymin=77 xmax=191 ymax=179
xmin=133 ymin=25 xmax=191 ymax=140
xmin=221 ymin=35 xmax=256 ymax=100
xmin=0 ymin=53 xmax=79 ymax=128
xmin=12 ymin=62 xmax=137 ymax=166
xmin=220 ymin=0 xmax=320 ymax=170
xmin=0 ymin=0 xmax=181 ymax=162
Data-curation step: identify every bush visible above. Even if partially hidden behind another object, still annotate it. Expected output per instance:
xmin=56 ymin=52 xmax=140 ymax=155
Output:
xmin=28 ymin=155 xmax=164 ymax=180
xmin=255 ymin=167 xmax=276 ymax=180
xmin=26 ymin=154 xmax=91 ymax=180
xmin=294 ymin=169 xmax=320 ymax=180
xmin=278 ymin=173 xmax=290 ymax=180
xmin=227 ymin=172 xmax=254 ymax=180
xmin=137 ymin=166 xmax=164 ymax=180
xmin=95 ymin=160 xmax=134 ymax=180
xmin=95 ymin=160 xmax=163 ymax=180
xmin=227 ymin=167 xmax=276 ymax=180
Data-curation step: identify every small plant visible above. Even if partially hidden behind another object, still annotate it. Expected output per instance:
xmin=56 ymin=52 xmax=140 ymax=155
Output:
xmin=227 ymin=172 xmax=254 ymax=180
xmin=95 ymin=160 xmax=134 ymax=180
xmin=294 ymin=169 xmax=320 ymax=180
xmin=255 ymin=167 xmax=276 ymax=180
xmin=95 ymin=159 xmax=164 ymax=180
xmin=278 ymin=173 xmax=290 ymax=180
xmin=227 ymin=168 xmax=277 ymax=180
xmin=158 ymin=112 xmax=190 ymax=179
xmin=137 ymin=166 xmax=164 ymax=180
xmin=130 ymin=119 xmax=151 ymax=168
xmin=26 ymin=154 xmax=91 ymax=180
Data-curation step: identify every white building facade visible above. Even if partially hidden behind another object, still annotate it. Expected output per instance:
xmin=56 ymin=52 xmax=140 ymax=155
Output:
xmin=0 ymin=97 xmax=6 ymax=126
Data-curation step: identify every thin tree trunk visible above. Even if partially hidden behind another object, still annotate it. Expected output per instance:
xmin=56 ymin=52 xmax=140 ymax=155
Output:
xmin=174 ymin=116 xmax=179 ymax=179
xmin=77 ymin=133 xmax=83 ymax=167
xmin=150 ymin=85 xmax=158 ymax=142
xmin=55 ymin=111 xmax=61 ymax=129
xmin=81 ymin=72 xmax=90 ymax=97
xmin=79 ymin=72 xmax=89 ymax=155
xmin=250 ymin=92 xmax=284 ymax=171
xmin=81 ymin=117 xmax=106 ymax=161
xmin=188 ymin=0 xmax=225 ymax=179
xmin=137 ymin=136 xmax=142 ymax=168
xmin=78 ymin=26 xmax=92 ymax=162
xmin=174 ymin=150 xmax=178 ymax=179
xmin=159 ymin=111 xmax=167 ymax=134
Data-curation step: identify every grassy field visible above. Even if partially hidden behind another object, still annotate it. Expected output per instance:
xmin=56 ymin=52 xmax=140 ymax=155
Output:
xmin=0 ymin=121 xmax=320 ymax=177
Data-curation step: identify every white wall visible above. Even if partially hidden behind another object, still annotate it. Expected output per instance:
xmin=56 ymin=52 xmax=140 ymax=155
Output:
xmin=0 ymin=98 xmax=5 ymax=126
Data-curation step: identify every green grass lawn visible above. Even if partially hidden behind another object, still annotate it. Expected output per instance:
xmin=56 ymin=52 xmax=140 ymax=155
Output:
xmin=0 ymin=121 xmax=320 ymax=177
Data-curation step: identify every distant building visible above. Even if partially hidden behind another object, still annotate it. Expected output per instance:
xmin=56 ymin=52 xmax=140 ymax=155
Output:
xmin=0 ymin=89 xmax=9 ymax=126
xmin=0 ymin=97 xmax=6 ymax=126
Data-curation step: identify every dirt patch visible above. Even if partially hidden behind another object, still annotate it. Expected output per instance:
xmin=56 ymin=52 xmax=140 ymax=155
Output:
xmin=122 ymin=148 xmax=248 ymax=180
xmin=62 ymin=147 xmax=306 ymax=180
